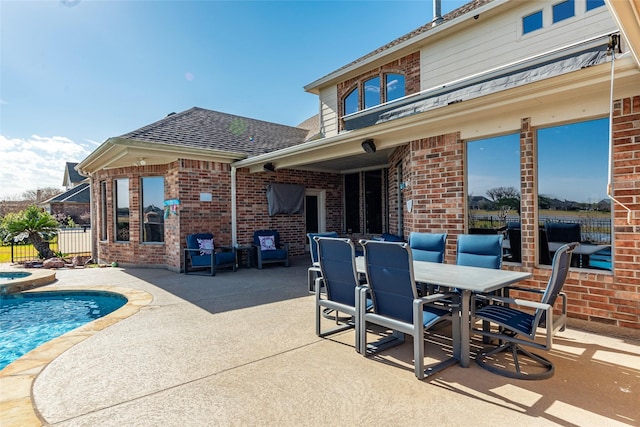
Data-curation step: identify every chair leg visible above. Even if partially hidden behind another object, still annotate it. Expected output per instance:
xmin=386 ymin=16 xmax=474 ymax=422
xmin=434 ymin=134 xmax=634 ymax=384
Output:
xmin=475 ymin=342 xmax=554 ymax=380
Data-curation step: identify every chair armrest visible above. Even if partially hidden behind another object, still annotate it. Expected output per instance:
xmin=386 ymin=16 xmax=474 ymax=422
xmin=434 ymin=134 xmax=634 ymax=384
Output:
xmin=473 ymin=293 xmax=551 ymax=311
xmin=216 ymin=245 xmax=235 ymax=252
xmin=280 ymin=242 xmax=290 ymax=251
xmin=502 ymin=285 xmax=545 ymax=295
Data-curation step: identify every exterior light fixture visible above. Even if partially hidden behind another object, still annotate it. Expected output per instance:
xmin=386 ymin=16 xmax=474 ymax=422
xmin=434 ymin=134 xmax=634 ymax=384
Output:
xmin=134 ymin=158 xmax=147 ymax=166
xmin=263 ymin=162 xmax=276 ymax=172
xmin=361 ymin=139 xmax=376 ymax=153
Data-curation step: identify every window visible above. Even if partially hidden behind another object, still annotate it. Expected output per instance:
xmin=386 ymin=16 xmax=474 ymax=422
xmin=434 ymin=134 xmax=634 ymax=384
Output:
xmin=114 ymin=178 xmax=129 ymax=242
xmin=364 ymin=77 xmax=381 ymax=109
xmin=344 ymin=88 xmax=359 ymax=115
xmin=467 ymin=133 xmax=521 ymax=258
xmin=586 ymin=0 xmax=604 ymax=11
xmin=100 ymin=181 xmax=107 ymax=241
xmin=386 ymin=74 xmax=405 ymax=102
xmin=553 ymin=0 xmax=574 ymax=23
xmin=344 ymin=170 xmax=387 ymax=235
xmin=537 ymin=118 xmax=611 ymax=270
xmin=343 ymin=74 xmax=406 ymax=115
xmin=141 ymin=177 xmax=164 ymax=243
xmin=523 ymin=10 xmax=543 ymax=34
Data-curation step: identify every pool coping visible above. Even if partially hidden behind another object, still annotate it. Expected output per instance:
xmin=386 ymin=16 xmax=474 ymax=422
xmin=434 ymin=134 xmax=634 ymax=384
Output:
xmin=0 ymin=285 xmax=153 ymax=427
xmin=0 ymin=269 xmax=57 ymax=294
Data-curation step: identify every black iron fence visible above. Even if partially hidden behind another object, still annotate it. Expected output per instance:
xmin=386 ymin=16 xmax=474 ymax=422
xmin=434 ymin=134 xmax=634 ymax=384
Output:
xmin=469 ymin=214 xmax=612 ymax=244
xmin=8 ymin=227 xmax=92 ymax=263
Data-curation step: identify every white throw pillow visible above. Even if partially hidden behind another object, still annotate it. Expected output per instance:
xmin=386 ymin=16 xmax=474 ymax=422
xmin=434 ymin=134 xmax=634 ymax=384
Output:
xmin=258 ymin=235 xmax=276 ymax=251
xmin=197 ymin=238 xmax=214 ymax=255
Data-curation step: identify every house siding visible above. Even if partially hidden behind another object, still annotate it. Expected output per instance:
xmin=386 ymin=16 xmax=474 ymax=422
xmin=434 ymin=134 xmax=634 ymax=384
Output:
xmin=420 ymin=2 xmax=615 ymax=90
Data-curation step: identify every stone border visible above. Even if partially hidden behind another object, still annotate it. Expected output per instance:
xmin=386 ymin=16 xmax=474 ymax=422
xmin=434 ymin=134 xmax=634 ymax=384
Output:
xmin=0 ymin=269 xmax=57 ymax=294
xmin=0 ymin=286 xmax=153 ymax=427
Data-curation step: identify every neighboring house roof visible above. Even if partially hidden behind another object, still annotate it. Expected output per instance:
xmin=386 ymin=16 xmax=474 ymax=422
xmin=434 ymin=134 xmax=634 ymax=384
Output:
xmin=118 ymin=107 xmax=311 ymax=157
xmin=63 ymin=162 xmax=85 ymax=187
xmin=42 ymin=183 xmax=90 ymax=204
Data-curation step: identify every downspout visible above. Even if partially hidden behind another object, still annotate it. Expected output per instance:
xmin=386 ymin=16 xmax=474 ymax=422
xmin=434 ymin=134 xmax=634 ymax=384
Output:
xmin=231 ymin=166 xmax=238 ymax=246
xmin=606 ymin=34 xmax=633 ymax=224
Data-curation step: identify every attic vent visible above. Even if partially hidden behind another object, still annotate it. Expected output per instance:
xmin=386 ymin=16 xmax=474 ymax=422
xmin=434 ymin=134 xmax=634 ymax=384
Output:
xmin=166 ymin=112 xmax=176 ymax=117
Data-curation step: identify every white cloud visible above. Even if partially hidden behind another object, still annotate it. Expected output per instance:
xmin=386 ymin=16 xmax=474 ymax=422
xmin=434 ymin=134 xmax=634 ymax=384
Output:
xmin=0 ymin=135 xmax=93 ymax=200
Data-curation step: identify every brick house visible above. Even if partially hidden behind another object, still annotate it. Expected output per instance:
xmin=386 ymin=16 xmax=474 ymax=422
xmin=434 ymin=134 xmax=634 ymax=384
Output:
xmin=40 ymin=162 xmax=91 ymax=225
xmin=77 ymin=0 xmax=640 ymax=335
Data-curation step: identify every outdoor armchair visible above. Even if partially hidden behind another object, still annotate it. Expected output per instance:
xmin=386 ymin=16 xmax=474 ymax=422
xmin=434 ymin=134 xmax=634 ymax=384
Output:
xmin=253 ymin=230 xmax=289 ymax=269
xmin=184 ymin=233 xmax=236 ymax=276
xmin=472 ymin=242 xmax=577 ymax=380
xmin=306 ymin=231 xmax=339 ymax=293
xmin=456 ymin=234 xmax=503 ymax=269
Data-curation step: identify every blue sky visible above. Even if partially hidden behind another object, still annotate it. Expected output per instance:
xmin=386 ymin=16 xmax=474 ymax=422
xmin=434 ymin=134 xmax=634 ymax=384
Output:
xmin=0 ymin=0 xmax=469 ymax=199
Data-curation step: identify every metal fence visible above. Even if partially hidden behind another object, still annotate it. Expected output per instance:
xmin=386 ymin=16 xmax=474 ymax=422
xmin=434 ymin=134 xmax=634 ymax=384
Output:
xmin=469 ymin=214 xmax=612 ymax=244
xmin=8 ymin=227 xmax=92 ymax=263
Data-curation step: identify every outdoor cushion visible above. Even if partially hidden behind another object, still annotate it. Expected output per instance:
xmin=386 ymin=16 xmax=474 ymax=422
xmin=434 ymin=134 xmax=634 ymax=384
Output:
xmin=258 ymin=235 xmax=277 ymax=251
xmin=197 ymin=238 xmax=214 ymax=255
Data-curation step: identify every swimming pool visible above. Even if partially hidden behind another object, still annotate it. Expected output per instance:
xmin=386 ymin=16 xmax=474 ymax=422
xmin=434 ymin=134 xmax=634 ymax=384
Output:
xmin=0 ymin=271 xmax=32 ymax=283
xmin=0 ymin=290 xmax=128 ymax=370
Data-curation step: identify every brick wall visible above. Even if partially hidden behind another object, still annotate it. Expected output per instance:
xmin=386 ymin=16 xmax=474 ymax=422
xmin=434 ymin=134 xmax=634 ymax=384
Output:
xmin=388 ymin=96 xmax=640 ymax=335
xmin=235 ymin=168 xmax=343 ymax=256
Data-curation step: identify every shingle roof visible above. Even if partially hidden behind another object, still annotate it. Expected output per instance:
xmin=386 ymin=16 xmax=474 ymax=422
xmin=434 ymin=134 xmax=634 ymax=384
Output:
xmin=65 ymin=162 xmax=84 ymax=185
xmin=318 ymin=0 xmax=493 ymax=80
xmin=46 ymin=182 xmax=90 ymax=204
xmin=118 ymin=107 xmax=311 ymax=157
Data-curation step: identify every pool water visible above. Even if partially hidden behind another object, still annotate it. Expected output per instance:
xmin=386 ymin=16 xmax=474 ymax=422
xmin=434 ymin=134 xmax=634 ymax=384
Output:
xmin=0 ymin=291 xmax=127 ymax=370
xmin=0 ymin=271 xmax=32 ymax=284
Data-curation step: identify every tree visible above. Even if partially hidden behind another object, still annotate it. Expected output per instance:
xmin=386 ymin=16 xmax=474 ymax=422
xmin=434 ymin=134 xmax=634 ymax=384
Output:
xmin=21 ymin=187 xmax=63 ymax=203
xmin=486 ymin=186 xmax=521 ymax=214
xmin=2 ymin=205 xmax=60 ymax=259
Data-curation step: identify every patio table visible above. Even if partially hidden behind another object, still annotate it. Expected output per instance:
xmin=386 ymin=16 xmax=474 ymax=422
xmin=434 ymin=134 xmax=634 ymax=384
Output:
xmin=355 ymin=257 xmax=531 ymax=368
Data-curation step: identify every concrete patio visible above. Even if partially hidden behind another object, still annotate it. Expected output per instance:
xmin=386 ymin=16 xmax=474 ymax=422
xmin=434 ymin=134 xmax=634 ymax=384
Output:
xmin=1 ymin=257 xmax=639 ymax=426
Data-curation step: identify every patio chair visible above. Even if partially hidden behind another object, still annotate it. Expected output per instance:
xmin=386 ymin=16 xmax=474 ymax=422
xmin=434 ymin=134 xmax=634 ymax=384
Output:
xmin=544 ymin=222 xmax=581 ymax=244
xmin=506 ymin=228 xmax=553 ymax=265
xmin=409 ymin=232 xmax=447 ymax=295
xmin=358 ymin=240 xmax=459 ymax=380
xmin=409 ymin=232 xmax=447 ymax=263
xmin=472 ymin=242 xmax=577 ymax=380
xmin=184 ymin=233 xmax=237 ymax=276
xmin=315 ymin=236 xmax=370 ymax=352
xmin=307 ymin=231 xmax=339 ymax=293
xmin=456 ymin=234 xmax=503 ymax=269
xmin=253 ymin=230 xmax=289 ymax=269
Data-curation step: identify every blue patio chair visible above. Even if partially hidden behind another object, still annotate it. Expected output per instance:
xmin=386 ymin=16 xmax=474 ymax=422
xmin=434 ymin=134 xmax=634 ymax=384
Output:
xmin=253 ymin=230 xmax=289 ymax=269
xmin=307 ymin=232 xmax=339 ymax=265
xmin=456 ymin=234 xmax=503 ymax=269
xmin=409 ymin=232 xmax=447 ymax=263
xmin=184 ymin=233 xmax=236 ymax=276
xmin=358 ymin=240 xmax=458 ymax=380
xmin=409 ymin=232 xmax=447 ymax=295
xmin=306 ymin=231 xmax=339 ymax=293
xmin=472 ymin=242 xmax=577 ymax=380
xmin=315 ymin=237 xmax=370 ymax=352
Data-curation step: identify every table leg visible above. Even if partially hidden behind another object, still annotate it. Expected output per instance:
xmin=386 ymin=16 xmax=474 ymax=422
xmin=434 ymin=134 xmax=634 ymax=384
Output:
xmin=460 ymin=289 xmax=471 ymax=368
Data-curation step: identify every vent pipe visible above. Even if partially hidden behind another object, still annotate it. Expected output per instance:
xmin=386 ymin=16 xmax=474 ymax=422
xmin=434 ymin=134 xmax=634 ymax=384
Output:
xmin=432 ymin=0 xmax=443 ymax=27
